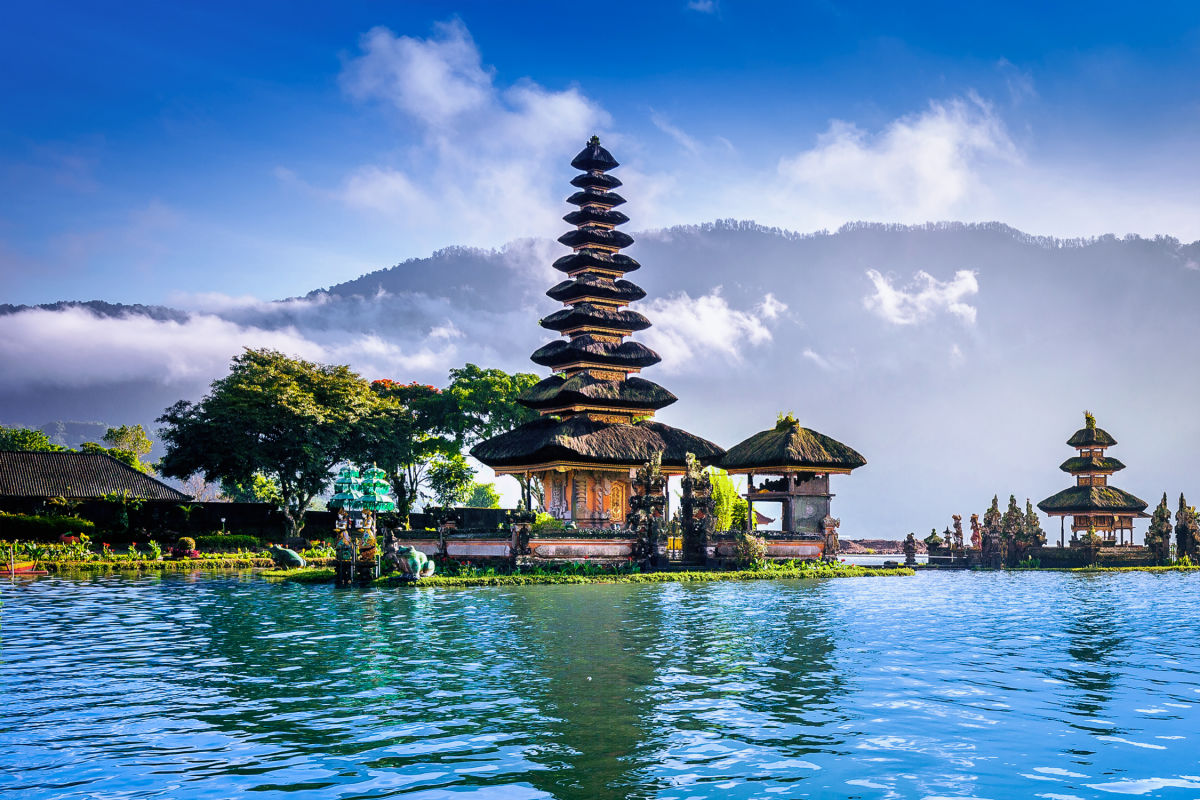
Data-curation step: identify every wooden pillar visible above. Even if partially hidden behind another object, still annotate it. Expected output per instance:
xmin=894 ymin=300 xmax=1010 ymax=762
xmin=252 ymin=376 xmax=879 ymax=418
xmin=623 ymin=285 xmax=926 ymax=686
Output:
xmin=746 ymin=473 xmax=755 ymax=532
xmin=1060 ymin=516 xmax=1064 ymax=548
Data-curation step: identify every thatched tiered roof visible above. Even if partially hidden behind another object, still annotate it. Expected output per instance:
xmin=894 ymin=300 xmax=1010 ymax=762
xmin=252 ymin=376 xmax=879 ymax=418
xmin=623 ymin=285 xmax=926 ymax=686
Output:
xmin=1067 ymin=412 xmax=1117 ymax=447
xmin=519 ymin=373 xmax=676 ymax=412
xmin=472 ymin=416 xmax=722 ymax=471
xmin=472 ymin=136 xmax=722 ymax=474
xmin=1060 ymin=455 xmax=1126 ymax=474
xmin=720 ymin=416 xmax=866 ymax=474
xmin=1039 ymin=413 xmax=1146 ymax=520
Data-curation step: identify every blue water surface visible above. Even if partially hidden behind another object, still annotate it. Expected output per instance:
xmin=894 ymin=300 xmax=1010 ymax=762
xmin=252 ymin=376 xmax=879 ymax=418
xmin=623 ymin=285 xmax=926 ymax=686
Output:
xmin=3 ymin=570 xmax=1200 ymax=799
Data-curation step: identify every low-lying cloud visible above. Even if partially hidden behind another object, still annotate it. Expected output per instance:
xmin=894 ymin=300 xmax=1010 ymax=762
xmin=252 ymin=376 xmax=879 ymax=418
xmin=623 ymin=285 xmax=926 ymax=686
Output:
xmin=863 ymin=268 xmax=980 ymax=326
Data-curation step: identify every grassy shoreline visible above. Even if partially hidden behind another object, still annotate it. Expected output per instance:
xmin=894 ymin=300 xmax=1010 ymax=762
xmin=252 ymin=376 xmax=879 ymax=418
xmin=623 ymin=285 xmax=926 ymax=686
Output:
xmin=41 ymin=557 xmax=278 ymax=572
xmin=261 ymin=564 xmax=915 ymax=587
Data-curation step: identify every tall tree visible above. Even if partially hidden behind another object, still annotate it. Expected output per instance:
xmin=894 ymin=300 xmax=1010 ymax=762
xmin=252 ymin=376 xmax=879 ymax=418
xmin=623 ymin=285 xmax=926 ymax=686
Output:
xmin=348 ymin=380 xmax=460 ymax=517
xmin=445 ymin=364 xmax=540 ymax=444
xmin=0 ymin=425 xmax=65 ymax=452
xmin=427 ymin=453 xmax=476 ymax=508
xmin=157 ymin=348 xmax=373 ymax=537
xmin=466 ymin=481 xmax=501 ymax=508
xmin=1147 ymin=493 xmax=1173 ymax=563
xmin=706 ymin=467 xmax=746 ymax=532
xmin=103 ymin=424 xmax=154 ymax=471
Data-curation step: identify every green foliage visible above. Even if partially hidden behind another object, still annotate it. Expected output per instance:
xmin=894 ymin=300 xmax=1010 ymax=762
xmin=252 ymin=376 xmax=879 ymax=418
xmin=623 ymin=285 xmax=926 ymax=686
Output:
xmin=158 ymin=348 xmax=374 ymax=536
xmin=707 ymin=467 xmax=745 ymax=531
xmin=221 ymin=473 xmax=283 ymax=504
xmin=1016 ymin=556 xmax=1041 ymax=569
xmin=348 ymin=379 xmax=460 ymax=516
xmin=0 ymin=512 xmax=95 ymax=541
xmin=79 ymin=441 xmax=145 ymax=472
xmin=466 ymin=481 xmax=501 ymax=508
xmin=427 ymin=453 xmax=475 ymax=507
xmin=531 ymin=512 xmax=565 ymax=533
xmin=176 ymin=537 xmax=196 ymax=551
xmin=193 ymin=534 xmax=263 ymax=552
xmin=444 ymin=363 xmax=540 ymax=445
xmin=924 ymin=528 xmax=943 ymax=547
xmin=1175 ymin=494 xmax=1200 ymax=559
xmin=733 ymin=530 xmax=767 ymax=569
xmin=0 ymin=426 xmax=66 ymax=452
xmin=102 ymin=424 xmax=153 ymax=471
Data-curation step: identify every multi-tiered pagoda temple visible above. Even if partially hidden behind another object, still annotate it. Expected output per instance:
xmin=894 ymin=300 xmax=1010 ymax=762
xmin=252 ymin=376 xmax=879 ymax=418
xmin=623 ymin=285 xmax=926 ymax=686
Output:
xmin=1037 ymin=412 xmax=1149 ymax=545
xmin=472 ymin=137 xmax=724 ymax=525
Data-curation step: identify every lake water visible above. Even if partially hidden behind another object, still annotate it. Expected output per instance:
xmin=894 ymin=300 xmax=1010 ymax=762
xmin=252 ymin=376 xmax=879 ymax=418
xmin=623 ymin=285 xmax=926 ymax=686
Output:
xmin=4 ymin=570 xmax=1200 ymax=799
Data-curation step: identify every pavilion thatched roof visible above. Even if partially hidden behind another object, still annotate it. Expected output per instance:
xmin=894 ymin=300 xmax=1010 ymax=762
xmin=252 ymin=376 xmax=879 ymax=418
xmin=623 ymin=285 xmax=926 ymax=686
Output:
xmin=1067 ymin=412 xmax=1117 ymax=447
xmin=546 ymin=275 xmax=646 ymax=305
xmin=720 ymin=416 xmax=866 ymax=474
xmin=471 ymin=415 xmax=724 ymax=470
xmin=530 ymin=336 xmax=661 ymax=370
xmin=540 ymin=303 xmax=651 ymax=333
xmin=1037 ymin=485 xmax=1148 ymax=514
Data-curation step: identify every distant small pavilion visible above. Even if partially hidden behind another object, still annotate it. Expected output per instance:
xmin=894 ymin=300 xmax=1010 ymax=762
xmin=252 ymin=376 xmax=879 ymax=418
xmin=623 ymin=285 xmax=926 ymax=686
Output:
xmin=1037 ymin=412 xmax=1149 ymax=546
xmin=720 ymin=415 xmax=866 ymax=535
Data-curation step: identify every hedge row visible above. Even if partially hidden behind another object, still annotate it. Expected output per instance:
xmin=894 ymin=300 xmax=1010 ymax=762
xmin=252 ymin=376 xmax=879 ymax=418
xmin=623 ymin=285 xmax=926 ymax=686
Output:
xmin=262 ymin=565 xmax=914 ymax=587
xmin=44 ymin=557 xmax=277 ymax=572
xmin=0 ymin=512 xmax=96 ymax=541
xmin=192 ymin=534 xmax=263 ymax=552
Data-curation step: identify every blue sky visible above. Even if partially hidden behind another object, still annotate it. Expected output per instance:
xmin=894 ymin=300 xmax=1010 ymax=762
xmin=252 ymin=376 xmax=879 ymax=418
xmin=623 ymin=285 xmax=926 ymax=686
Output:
xmin=3 ymin=0 xmax=1200 ymax=305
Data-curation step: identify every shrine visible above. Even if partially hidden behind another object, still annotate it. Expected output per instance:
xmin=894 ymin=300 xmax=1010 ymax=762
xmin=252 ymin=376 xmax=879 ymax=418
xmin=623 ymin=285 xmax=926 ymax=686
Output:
xmin=1037 ymin=412 xmax=1149 ymax=545
xmin=720 ymin=414 xmax=866 ymax=541
xmin=471 ymin=137 xmax=724 ymax=524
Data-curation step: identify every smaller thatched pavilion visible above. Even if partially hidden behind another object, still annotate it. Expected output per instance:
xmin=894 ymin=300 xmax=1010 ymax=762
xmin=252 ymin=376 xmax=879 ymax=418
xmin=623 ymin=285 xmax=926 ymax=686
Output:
xmin=720 ymin=415 xmax=866 ymax=535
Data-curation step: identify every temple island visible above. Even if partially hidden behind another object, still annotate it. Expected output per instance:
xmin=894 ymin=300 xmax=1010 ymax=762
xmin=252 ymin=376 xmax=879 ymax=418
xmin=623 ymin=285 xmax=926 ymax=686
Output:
xmin=433 ymin=137 xmax=867 ymax=570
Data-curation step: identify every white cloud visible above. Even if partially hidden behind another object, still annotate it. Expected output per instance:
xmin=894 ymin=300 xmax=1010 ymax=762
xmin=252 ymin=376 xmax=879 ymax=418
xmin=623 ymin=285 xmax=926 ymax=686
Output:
xmin=651 ymin=111 xmax=701 ymax=155
xmin=863 ymin=268 xmax=979 ymax=325
xmin=687 ymin=0 xmax=717 ymax=12
xmin=758 ymin=293 xmax=787 ymax=319
xmin=0 ymin=306 xmax=460 ymax=388
xmin=640 ymin=289 xmax=779 ymax=372
xmin=776 ymin=95 xmax=1018 ymax=224
xmin=330 ymin=20 xmax=610 ymax=244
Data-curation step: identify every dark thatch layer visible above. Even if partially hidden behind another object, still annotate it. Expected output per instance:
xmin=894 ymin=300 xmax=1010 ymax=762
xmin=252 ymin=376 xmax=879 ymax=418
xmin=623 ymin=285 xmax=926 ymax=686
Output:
xmin=567 ymin=189 xmax=626 ymax=208
xmin=1060 ymin=456 xmax=1127 ymax=474
xmin=530 ymin=336 xmax=662 ymax=369
xmin=552 ymin=249 xmax=640 ymax=274
xmin=558 ymin=226 xmax=635 ymax=251
xmin=563 ymin=207 xmax=630 ymax=227
xmin=540 ymin=303 xmax=651 ymax=333
xmin=570 ymin=172 xmax=621 ymax=190
xmin=570 ymin=141 xmax=619 ymax=172
xmin=1067 ymin=426 xmax=1117 ymax=447
xmin=720 ymin=420 xmax=867 ymax=472
xmin=546 ymin=276 xmax=646 ymax=304
xmin=471 ymin=415 xmax=724 ymax=469
xmin=518 ymin=373 xmax=677 ymax=411
xmin=1037 ymin=485 xmax=1148 ymax=514
xmin=0 ymin=451 xmax=189 ymax=500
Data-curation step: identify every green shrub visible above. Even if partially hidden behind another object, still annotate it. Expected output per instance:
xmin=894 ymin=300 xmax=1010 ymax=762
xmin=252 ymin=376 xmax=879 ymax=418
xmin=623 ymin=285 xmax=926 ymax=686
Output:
xmin=176 ymin=536 xmax=196 ymax=550
xmin=0 ymin=512 xmax=95 ymax=541
xmin=194 ymin=534 xmax=262 ymax=552
xmin=531 ymin=512 xmax=565 ymax=533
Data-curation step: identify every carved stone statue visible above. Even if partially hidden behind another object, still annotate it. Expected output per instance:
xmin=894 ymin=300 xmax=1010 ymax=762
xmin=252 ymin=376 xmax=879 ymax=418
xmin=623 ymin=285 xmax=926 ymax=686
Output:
xmin=821 ymin=515 xmax=841 ymax=560
xmin=952 ymin=514 xmax=964 ymax=551
xmin=970 ymin=513 xmax=982 ymax=550
xmin=903 ymin=532 xmax=917 ymax=567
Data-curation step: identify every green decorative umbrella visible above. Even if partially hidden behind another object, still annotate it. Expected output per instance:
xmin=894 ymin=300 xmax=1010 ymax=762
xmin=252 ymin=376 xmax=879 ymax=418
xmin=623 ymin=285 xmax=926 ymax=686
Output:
xmin=328 ymin=489 xmax=363 ymax=510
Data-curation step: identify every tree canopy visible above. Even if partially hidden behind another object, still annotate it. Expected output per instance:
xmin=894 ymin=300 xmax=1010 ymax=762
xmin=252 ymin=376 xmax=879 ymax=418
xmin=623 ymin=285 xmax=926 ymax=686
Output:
xmin=158 ymin=348 xmax=374 ymax=536
xmin=0 ymin=426 xmax=66 ymax=452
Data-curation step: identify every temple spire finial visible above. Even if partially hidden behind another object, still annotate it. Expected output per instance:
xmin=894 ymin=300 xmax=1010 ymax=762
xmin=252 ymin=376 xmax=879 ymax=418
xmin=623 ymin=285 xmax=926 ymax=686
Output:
xmin=588 ymin=134 xmax=600 ymax=145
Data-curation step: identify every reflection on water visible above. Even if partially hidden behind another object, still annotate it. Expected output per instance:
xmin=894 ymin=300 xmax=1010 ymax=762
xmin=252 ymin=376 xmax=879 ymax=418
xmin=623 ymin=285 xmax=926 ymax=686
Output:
xmin=3 ymin=570 xmax=1200 ymax=798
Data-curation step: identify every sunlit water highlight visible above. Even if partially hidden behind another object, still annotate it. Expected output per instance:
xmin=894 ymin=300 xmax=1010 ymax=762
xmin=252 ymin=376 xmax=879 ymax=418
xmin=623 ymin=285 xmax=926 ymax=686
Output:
xmin=3 ymin=570 xmax=1200 ymax=799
